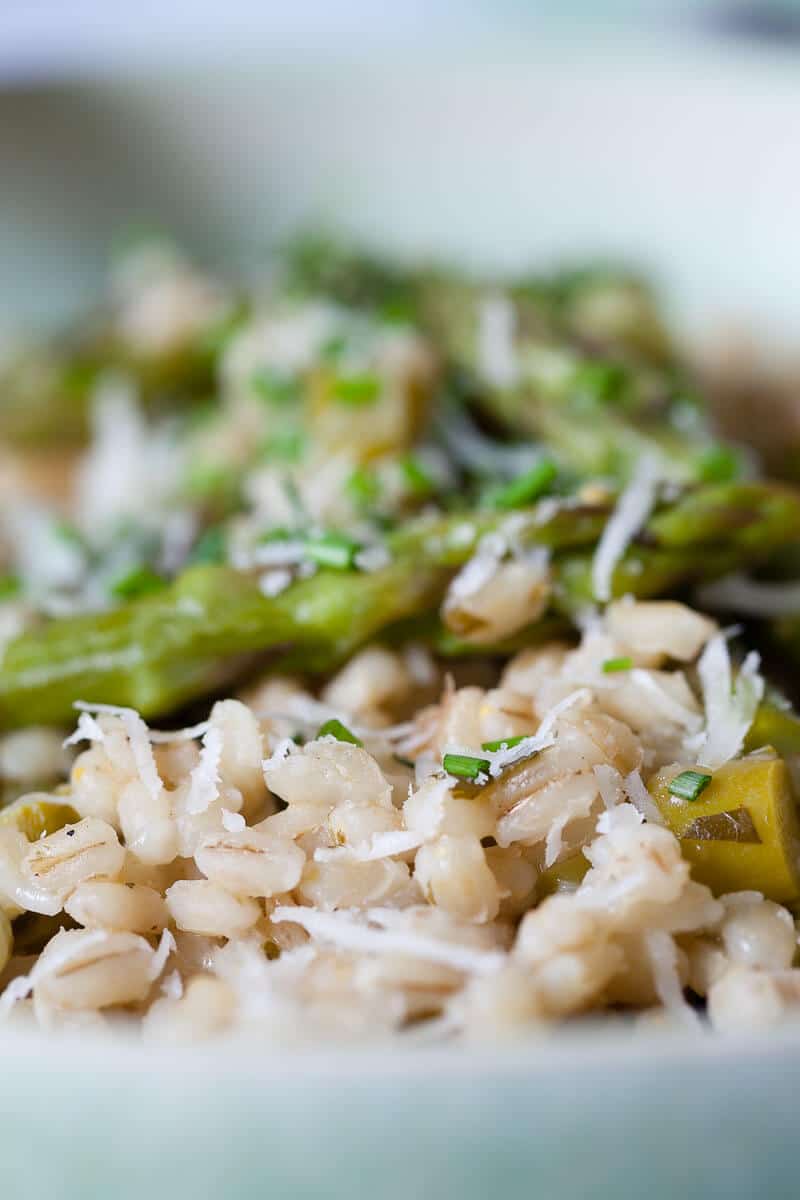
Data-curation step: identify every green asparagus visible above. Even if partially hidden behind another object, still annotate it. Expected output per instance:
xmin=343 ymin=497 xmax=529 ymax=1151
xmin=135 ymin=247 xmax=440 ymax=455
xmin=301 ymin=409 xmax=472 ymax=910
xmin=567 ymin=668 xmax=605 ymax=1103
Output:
xmin=2 ymin=480 xmax=798 ymax=728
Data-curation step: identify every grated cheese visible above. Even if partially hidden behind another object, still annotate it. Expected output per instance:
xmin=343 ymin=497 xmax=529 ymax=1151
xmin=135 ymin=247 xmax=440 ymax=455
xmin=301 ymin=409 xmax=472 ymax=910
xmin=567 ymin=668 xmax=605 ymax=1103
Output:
xmin=185 ymin=726 xmax=223 ymax=815
xmin=271 ymin=906 xmax=506 ymax=974
xmin=623 ymin=769 xmax=666 ymax=825
xmin=690 ymin=634 xmax=764 ymax=769
xmin=591 ymin=457 xmax=659 ymax=603
xmin=221 ymin=808 xmax=246 ymax=833
xmin=477 ymin=294 xmax=518 ymax=389
xmin=314 ymin=830 xmax=424 ymax=863
xmin=74 ymin=701 xmax=162 ymax=803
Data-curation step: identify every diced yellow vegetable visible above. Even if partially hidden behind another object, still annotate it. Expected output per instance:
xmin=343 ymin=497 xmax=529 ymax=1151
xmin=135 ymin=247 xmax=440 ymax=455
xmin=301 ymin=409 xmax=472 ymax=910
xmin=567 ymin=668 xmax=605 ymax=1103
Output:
xmin=0 ymin=908 xmax=12 ymax=973
xmin=648 ymin=756 xmax=800 ymax=903
xmin=537 ymin=853 xmax=589 ymax=898
xmin=0 ymin=794 xmax=79 ymax=842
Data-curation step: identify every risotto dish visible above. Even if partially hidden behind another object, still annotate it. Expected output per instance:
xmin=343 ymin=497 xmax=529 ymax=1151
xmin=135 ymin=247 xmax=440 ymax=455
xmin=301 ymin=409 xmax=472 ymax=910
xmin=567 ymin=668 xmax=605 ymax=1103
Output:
xmin=2 ymin=239 xmax=800 ymax=1042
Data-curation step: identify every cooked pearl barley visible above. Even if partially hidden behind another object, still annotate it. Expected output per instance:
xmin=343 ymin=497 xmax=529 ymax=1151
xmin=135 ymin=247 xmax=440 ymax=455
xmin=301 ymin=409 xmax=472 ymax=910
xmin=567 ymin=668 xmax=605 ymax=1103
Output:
xmin=485 ymin=846 xmax=537 ymax=917
xmin=414 ymin=835 xmax=500 ymax=923
xmin=264 ymin=741 xmax=392 ymax=811
xmin=70 ymin=747 xmax=125 ymax=827
xmin=23 ymin=818 xmax=125 ymax=903
xmin=0 ymin=908 xmax=12 ymax=973
xmin=195 ymin=829 xmax=305 ymax=898
xmin=720 ymin=898 xmax=797 ymax=971
xmin=708 ymin=966 xmax=800 ymax=1032
xmin=500 ymin=644 xmax=571 ymax=699
xmin=166 ymin=880 xmax=261 ymax=938
xmin=0 ymin=728 xmax=69 ymax=783
xmin=296 ymin=858 xmax=417 ymax=910
xmin=118 ymin=779 xmax=178 ymax=865
xmin=403 ymin=776 xmax=496 ymax=841
xmin=496 ymin=772 xmax=599 ymax=850
xmin=606 ymin=600 xmax=716 ymax=665
xmin=685 ymin=936 xmax=730 ymax=995
xmin=322 ymin=646 xmax=413 ymax=717
xmin=457 ymin=964 xmax=546 ymax=1037
xmin=154 ymin=740 xmax=200 ymax=788
xmin=145 ymin=974 xmax=236 ymax=1042
xmin=209 ymin=699 xmax=267 ymax=814
xmin=33 ymin=928 xmax=158 ymax=1010
xmin=327 ymin=802 xmax=403 ymax=848
xmin=442 ymin=557 xmax=551 ymax=644
xmin=64 ymin=881 xmax=168 ymax=934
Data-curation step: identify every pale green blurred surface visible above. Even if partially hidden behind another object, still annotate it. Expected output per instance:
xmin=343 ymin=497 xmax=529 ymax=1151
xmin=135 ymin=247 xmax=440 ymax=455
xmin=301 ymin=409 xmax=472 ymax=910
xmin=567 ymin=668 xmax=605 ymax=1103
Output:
xmin=1 ymin=1028 xmax=799 ymax=1199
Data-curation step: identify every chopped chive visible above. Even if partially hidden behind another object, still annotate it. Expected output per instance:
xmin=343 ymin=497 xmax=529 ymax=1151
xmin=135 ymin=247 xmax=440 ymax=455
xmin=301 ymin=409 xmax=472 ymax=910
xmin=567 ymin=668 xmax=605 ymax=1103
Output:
xmin=290 ymin=731 xmax=306 ymax=746
xmin=184 ymin=461 xmax=239 ymax=500
xmin=484 ymin=460 xmax=558 ymax=510
xmin=187 ymin=525 xmax=227 ymax=566
xmin=332 ymin=372 xmax=381 ymax=406
xmin=251 ymin=366 xmax=301 ymax=406
xmin=316 ymin=718 xmax=363 ymax=746
xmin=304 ymin=532 xmax=361 ymax=570
xmin=320 ymin=333 xmax=347 ymax=361
xmin=346 ymin=466 xmax=381 ymax=509
xmin=393 ymin=753 xmax=415 ymax=769
xmin=602 ymin=656 xmax=633 ymax=673
xmin=695 ymin=444 xmax=741 ymax=484
xmin=442 ymin=752 xmax=491 ymax=780
xmin=0 ymin=573 xmax=21 ymax=601
xmin=571 ymin=360 xmax=628 ymax=407
xmin=261 ymin=428 xmax=306 ymax=462
xmin=52 ymin=518 xmax=84 ymax=549
xmin=668 ymin=769 xmax=712 ymax=803
xmin=109 ymin=565 xmax=166 ymax=601
xmin=401 ymin=455 xmax=434 ymax=496
xmin=480 ymin=735 xmax=532 ymax=753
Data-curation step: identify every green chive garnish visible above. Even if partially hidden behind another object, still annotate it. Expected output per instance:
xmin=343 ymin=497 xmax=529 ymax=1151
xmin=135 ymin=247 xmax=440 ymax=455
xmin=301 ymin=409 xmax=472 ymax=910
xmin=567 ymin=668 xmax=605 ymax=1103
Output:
xmin=443 ymin=752 xmax=491 ymax=780
xmin=188 ymin=525 xmax=227 ymax=566
xmin=695 ymin=444 xmax=741 ymax=484
xmin=261 ymin=428 xmax=306 ymax=462
xmin=572 ymin=361 xmax=628 ymax=408
xmin=346 ymin=466 xmax=381 ymax=509
xmin=332 ymin=373 xmax=381 ymax=406
xmin=668 ymin=769 xmax=712 ymax=802
xmin=401 ymin=455 xmax=434 ymax=496
xmin=0 ymin=574 xmax=21 ymax=602
xmin=110 ymin=565 xmax=166 ymax=601
xmin=602 ymin=656 xmax=633 ymax=673
xmin=480 ymin=735 xmax=532 ymax=753
xmin=316 ymin=718 xmax=363 ymax=746
xmin=304 ymin=532 xmax=361 ymax=570
xmin=485 ymin=460 xmax=557 ymax=510
xmin=251 ymin=366 xmax=300 ymax=406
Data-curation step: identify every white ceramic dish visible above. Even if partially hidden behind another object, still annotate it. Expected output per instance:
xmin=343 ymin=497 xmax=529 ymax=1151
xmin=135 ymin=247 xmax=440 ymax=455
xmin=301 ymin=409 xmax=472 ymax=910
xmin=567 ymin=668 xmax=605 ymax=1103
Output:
xmin=2 ymin=22 xmax=800 ymax=1199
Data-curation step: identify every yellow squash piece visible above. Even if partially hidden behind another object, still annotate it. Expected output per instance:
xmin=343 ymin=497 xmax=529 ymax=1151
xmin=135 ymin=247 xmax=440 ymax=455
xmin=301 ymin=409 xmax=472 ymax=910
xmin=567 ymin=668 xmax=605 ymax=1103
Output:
xmin=0 ymin=908 xmax=12 ymax=973
xmin=648 ymin=756 xmax=800 ymax=904
xmin=0 ymin=794 xmax=79 ymax=842
xmin=537 ymin=853 xmax=589 ymax=898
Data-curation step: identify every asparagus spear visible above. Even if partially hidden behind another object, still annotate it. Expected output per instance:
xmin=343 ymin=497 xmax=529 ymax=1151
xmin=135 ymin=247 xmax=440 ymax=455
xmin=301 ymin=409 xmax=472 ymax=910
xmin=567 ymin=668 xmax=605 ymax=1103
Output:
xmin=1 ymin=481 xmax=798 ymax=729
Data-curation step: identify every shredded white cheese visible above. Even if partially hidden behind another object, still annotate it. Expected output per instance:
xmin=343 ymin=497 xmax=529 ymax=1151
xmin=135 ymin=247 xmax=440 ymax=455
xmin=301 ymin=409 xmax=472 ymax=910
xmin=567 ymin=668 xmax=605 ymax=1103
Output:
xmin=593 ymin=763 xmax=623 ymax=811
xmin=644 ymin=930 xmax=701 ymax=1028
xmin=690 ymin=634 xmax=764 ymax=769
xmin=623 ymin=769 xmax=666 ymax=825
xmin=221 ymin=808 xmax=246 ymax=833
xmin=185 ymin=726 xmax=223 ymax=815
xmin=63 ymin=710 xmax=106 ymax=748
xmin=591 ymin=457 xmax=659 ymax=603
xmin=147 ymin=928 xmax=177 ymax=982
xmin=314 ymin=830 xmax=424 ymax=863
xmin=258 ymin=568 xmax=293 ymax=598
xmin=75 ymin=701 xmax=162 ymax=802
xmin=477 ymin=294 xmax=518 ymax=389
xmin=271 ymin=906 xmax=506 ymax=974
